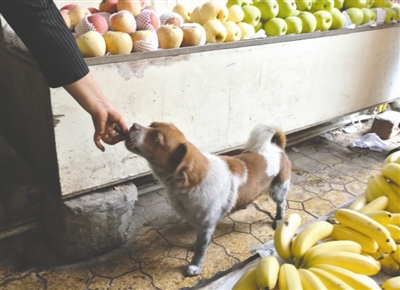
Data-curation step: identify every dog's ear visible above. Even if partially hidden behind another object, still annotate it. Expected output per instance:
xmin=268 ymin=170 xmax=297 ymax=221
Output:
xmin=172 ymin=143 xmax=192 ymax=174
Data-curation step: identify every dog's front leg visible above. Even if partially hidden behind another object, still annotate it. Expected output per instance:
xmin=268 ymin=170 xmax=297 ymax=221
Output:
xmin=187 ymin=226 xmax=215 ymax=276
xmin=271 ymin=180 xmax=290 ymax=229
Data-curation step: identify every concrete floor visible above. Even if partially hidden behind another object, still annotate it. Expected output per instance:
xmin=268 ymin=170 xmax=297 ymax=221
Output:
xmin=1 ymin=120 xmax=399 ymax=290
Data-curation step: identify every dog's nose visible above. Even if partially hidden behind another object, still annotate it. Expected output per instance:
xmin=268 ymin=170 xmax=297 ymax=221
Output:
xmin=131 ymin=123 xmax=140 ymax=131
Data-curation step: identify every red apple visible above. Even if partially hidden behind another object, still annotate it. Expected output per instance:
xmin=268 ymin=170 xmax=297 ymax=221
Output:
xmin=159 ymin=12 xmax=184 ymax=26
xmin=117 ymin=0 xmax=141 ymax=17
xmin=88 ymin=7 xmax=100 ymax=13
xmin=60 ymin=4 xmax=76 ymax=11
xmin=142 ymin=5 xmax=156 ymax=12
xmin=68 ymin=5 xmax=91 ymax=27
xmin=99 ymin=0 xmax=118 ymax=13
xmin=131 ymin=30 xmax=158 ymax=52
xmin=136 ymin=9 xmax=160 ymax=31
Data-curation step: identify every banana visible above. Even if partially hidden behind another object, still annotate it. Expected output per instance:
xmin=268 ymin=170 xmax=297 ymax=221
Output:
xmin=308 ymin=267 xmax=353 ymax=289
xmin=393 ymin=244 xmax=400 ymax=264
xmin=291 ymin=221 xmax=333 ymax=260
xmin=312 ymin=264 xmax=381 ymax=290
xmin=306 ymin=250 xmax=381 ymax=276
xmin=364 ymin=211 xmax=393 ymax=225
xmin=377 ymin=237 xmax=397 ymax=255
xmin=232 ymin=267 xmax=258 ymax=290
xmin=380 ymin=254 xmax=400 ymax=276
xmin=302 ymin=240 xmax=362 ymax=268
xmin=349 ymin=193 xmax=368 ymax=211
xmin=367 ymin=173 xmax=386 ymax=199
xmin=330 ymin=224 xmax=379 ymax=253
xmin=381 ymin=163 xmax=400 ymax=186
xmin=392 ymin=213 xmax=400 ymax=226
xmin=385 ymin=150 xmax=400 ymax=164
xmin=278 ymin=263 xmax=302 ymax=290
xmin=381 ymin=276 xmax=400 ymax=290
xmin=273 ymin=213 xmax=301 ymax=262
xmin=385 ymin=224 xmax=400 ymax=240
xmin=255 ymin=256 xmax=279 ymax=290
xmin=298 ymin=268 xmax=327 ymax=290
xmin=334 ymin=208 xmax=391 ymax=243
xmin=359 ymin=195 xmax=389 ymax=214
xmin=387 ymin=182 xmax=400 ymax=213
xmin=362 ymin=251 xmax=384 ymax=261
xmin=365 ymin=187 xmax=376 ymax=203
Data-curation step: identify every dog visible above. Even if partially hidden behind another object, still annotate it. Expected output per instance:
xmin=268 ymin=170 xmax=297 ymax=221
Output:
xmin=125 ymin=122 xmax=291 ymax=276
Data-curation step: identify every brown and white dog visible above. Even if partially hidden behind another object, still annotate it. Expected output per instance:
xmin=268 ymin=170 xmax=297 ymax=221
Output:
xmin=125 ymin=122 xmax=291 ymax=276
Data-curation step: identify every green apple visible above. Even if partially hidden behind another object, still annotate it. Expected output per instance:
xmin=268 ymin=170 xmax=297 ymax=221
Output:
xmin=227 ymin=5 xmax=245 ymax=23
xmin=365 ymin=0 xmax=375 ymax=7
xmin=329 ymin=7 xmax=346 ymax=29
xmin=252 ymin=0 xmax=279 ymax=21
xmin=242 ymin=5 xmax=262 ymax=26
xmin=311 ymin=0 xmax=335 ymax=11
xmin=361 ymin=7 xmax=375 ymax=23
xmin=391 ymin=4 xmax=400 ymax=20
xmin=334 ymin=0 xmax=345 ymax=9
xmin=277 ymin=0 xmax=298 ymax=18
xmin=313 ymin=10 xmax=332 ymax=30
xmin=254 ymin=19 xmax=264 ymax=31
xmin=285 ymin=16 xmax=303 ymax=33
xmin=264 ymin=17 xmax=288 ymax=35
xmin=384 ymin=7 xmax=396 ymax=22
xmin=298 ymin=11 xmax=317 ymax=32
xmin=296 ymin=0 xmax=313 ymax=11
xmin=346 ymin=7 xmax=364 ymax=24
xmin=344 ymin=0 xmax=367 ymax=8
xmin=372 ymin=0 xmax=393 ymax=7
xmin=227 ymin=0 xmax=253 ymax=8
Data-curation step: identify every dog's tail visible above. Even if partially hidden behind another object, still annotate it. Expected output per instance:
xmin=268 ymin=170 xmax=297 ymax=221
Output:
xmin=243 ymin=122 xmax=287 ymax=153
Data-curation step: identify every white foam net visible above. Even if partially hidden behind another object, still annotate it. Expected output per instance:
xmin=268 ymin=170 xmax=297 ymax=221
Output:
xmin=159 ymin=12 xmax=183 ymax=26
xmin=136 ymin=9 xmax=159 ymax=31
xmin=75 ymin=14 xmax=109 ymax=36
xmin=132 ymin=31 xmax=158 ymax=52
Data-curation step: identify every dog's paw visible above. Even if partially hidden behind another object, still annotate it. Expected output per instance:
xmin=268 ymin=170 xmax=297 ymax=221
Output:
xmin=187 ymin=265 xmax=201 ymax=276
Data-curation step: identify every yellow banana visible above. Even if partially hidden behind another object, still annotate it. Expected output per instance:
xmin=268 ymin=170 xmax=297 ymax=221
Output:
xmin=312 ymin=264 xmax=381 ymax=290
xmin=308 ymin=267 xmax=353 ymax=289
xmin=380 ymin=254 xmax=400 ymax=276
xmin=232 ymin=267 xmax=258 ymax=290
xmin=255 ymin=256 xmax=279 ymax=290
xmin=330 ymin=224 xmax=378 ymax=253
xmin=278 ymin=263 xmax=302 ymax=290
xmin=362 ymin=251 xmax=384 ymax=261
xmin=291 ymin=221 xmax=333 ymax=260
xmin=367 ymin=173 xmax=387 ymax=199
xmin=386 ymin=224 xmax=400 ymax=240
xmin=381 ymin=163 xmax=400 ymax=186
xmin=273 ymin=213 xmax=301 ymax=262
xmin=349 ymin=193 xmax=368 ymax=211
xmin=302 ymin=240 xmax=362 ymax=268
xmin=359 ymin=195 xmax=389 ymax=214
xmin=365 ymin=187 xmax=376 ymax=203
xmin=381 ymin=276 xmax=400 ymax=290
xmin=377 ymin=237 xmax=397 ymax=255
xmin=387 ymin=182 xmax=400 ymax=213
xmin=385 ymin=150 xmax=400 ymax=164
xmin=392 ymin=213 xmax=400 ymax=226
xmin=306 ymin=250 xmax=381 ymax=275
xmin=393 ymin=244 xmax=400 ymax=264
xmin=364 ymin=211 xmax=393 ymax=225
xmin=334 ymin=208 xmax=391 ymax=243
xmin=298 ymin=268 xmax=327 ymax=290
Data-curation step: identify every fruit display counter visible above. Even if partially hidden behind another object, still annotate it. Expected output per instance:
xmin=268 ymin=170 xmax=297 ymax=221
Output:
xmin=2 ymin=22 xmax=399 ymax=198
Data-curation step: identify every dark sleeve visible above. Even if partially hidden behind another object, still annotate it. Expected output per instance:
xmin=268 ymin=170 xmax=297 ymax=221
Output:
xmin=0 ymin=0 xmax=89 ymax=88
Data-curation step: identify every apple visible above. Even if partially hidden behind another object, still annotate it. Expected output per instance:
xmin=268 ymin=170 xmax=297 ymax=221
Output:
xmin=60 ymin=4 xmax=76 ymax=12
xmin=237 ymin=22 xmax=256 ymax=39
xmin=242 ymin=5 xmax=262 ymax=27
xmin=75 ymin=14 xmax=109 ymax=35
xmin=223 ymin=21 xmax=242 ymax=41
xmin=296 ymin=0 xmax=313 ymax=11
xmin=312 ymin=0 xmax=335 ymax=10
xmin=384 ymin=7 xmax=396 ymax=22
xmin=60 ymin=10 xmax=72 ymax=29
xmin=68 ymin=5 xmax=91 ymax=28
xmin=254 ymin=19 xmax=264 ymax=31
xmin=88 ymin=7 xmax=100 ymax=13
xmin=253 ymin=0 xmax=279 ymax=21
xmin=361 ymin=7 xmax=375 ymax=23
xmin=227 ymin=0 xmax=253 ymax=8
xmin=329 ymin=7 xmax=346 ymax=29
xmin=365 ymin=0 xmax=375 ymax=7
xmin=109 ymin=10 xmax=137 ymax=34
xmin=344 ymin=0 xmax=367 ymax=8
xmin=131 ymin=30 xmax=158 ymax=52
xmin=99 ymin=0 xmax=118 ymax=13
xmin=190 ymin=6 xmax=203 ymax=24
xmin=117 ymin=0 xmax=141 ymax=17
xmin=372 ymin=0 xmax=393 ymax=7
xmin=227 ymin=5 xmax=245 ymax=23
xmin=346 ymin=7 xmax=364 ymax=25
xmin=201 ymin=1 xmax=229 ymax=24
xmin=391 ymin=4 xmax=400 ymax=21
xmin=313 ymin=10 xmax=332 ymax=30
xmin=142 ymin=6 xmax=157 ymax=12
xmin=103 ymin=31 xmax=133 ymax=54
xmin=285 ymin=16 xmax=303 ymax=33
xmin=277 ymin=0 xmax=298 ymax=18
xmin=264 ymin=18 xmax=288 ymax=36
xmin=298 ymin=11 xmax=317 ymax=33
xmin=156 ymin=24 xmax=183 ymax=49
xmin=75 ymin=31 xmax=106 ymax=57
xmin=136 ymin=9 xmax=160 ymax=31
xmin=159 ymin=12 xmax=184 ymax=26
xmin=334 ymin=0 xmax=345 ymax=9
xmin=172 ymin=3 xmax=192 ymax=23
xmin=180 ymin=23 xmax=206 ymax=46
xmin=203 ymin=19 xmax=227 ymax=43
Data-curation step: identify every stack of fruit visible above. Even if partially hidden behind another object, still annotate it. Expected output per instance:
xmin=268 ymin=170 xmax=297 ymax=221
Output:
xmin=232 ymin=151 xmax=400 ymax=289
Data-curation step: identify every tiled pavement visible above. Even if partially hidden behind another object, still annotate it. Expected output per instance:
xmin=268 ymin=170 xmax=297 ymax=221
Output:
xmin=1 ymin=121 xmax=399 ymax=290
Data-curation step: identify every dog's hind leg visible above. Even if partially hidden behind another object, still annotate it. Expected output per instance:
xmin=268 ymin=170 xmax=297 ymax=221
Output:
xmin=270 ymin=179 xmax=290 ymax=230
xmin=187 ymin=225 xmax=215 ymax=276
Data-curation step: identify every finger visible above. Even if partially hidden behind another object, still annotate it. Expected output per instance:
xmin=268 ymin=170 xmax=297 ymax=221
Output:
xmin=95 ymin=138 xmax=105 ymax=152
xmin=116 ymin=117 xmax=128 ymax=134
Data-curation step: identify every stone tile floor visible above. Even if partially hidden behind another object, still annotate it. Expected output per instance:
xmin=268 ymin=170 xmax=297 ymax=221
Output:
xmin=1 ymin=121 xmax=399 ymax=290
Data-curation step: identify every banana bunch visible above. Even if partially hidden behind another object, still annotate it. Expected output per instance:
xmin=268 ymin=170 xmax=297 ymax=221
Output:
xmin=381 ymin=276 xmax=400 ymax=290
